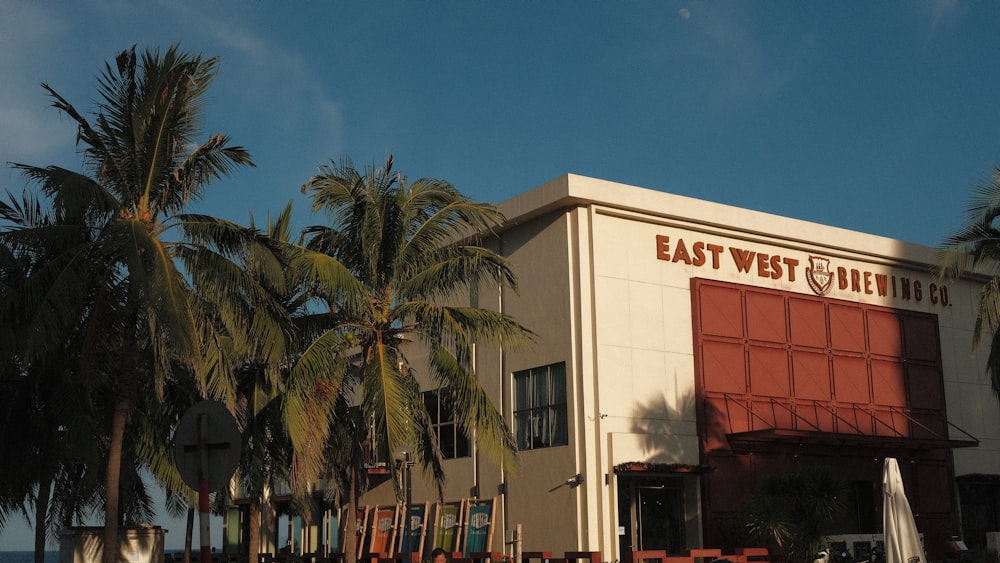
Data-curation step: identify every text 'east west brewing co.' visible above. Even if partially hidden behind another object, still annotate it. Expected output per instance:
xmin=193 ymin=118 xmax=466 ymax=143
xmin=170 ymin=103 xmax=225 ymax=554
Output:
xmin=654 ymin=234 xmax=949 ymax=307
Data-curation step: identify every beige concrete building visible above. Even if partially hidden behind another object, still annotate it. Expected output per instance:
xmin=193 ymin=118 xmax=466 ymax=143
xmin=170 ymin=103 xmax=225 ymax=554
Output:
xmin=261 ymin=174 xmax=1000 ymax=562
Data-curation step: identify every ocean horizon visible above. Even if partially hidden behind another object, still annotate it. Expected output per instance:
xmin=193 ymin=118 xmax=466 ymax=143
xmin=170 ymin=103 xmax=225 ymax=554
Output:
xmin=0 ymin=550 xmax=189 ymax=563
xmin=0 ymin=552 xmax=58 ymax=563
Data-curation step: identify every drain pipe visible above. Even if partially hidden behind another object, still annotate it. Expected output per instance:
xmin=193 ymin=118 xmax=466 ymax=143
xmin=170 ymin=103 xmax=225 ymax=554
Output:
xmin=498 ymin=259 xmax=509 ymax=551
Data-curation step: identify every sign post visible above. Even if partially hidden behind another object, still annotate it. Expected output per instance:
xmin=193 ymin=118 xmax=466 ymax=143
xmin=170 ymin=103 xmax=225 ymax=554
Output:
xmin=175 ymin=401 xmax=241 ymax=563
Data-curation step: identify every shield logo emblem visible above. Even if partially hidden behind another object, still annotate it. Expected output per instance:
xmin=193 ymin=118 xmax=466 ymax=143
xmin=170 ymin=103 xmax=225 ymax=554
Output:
xmin=806 ymin=255 xmax=833 ymax=296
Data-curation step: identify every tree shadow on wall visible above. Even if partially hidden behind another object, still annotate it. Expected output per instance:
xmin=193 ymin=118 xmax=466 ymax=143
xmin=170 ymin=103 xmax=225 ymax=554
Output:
xmin=626 ymin=389 xmax=698 ymax=465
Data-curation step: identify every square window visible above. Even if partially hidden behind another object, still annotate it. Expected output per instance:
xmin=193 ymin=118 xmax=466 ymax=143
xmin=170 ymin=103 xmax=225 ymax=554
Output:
xmin=513 ymin=362 xmax=568 ymax=450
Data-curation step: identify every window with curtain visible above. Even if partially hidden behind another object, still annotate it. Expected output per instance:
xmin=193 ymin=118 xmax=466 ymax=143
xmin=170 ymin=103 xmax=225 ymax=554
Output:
xmin=513 ymin=362 xmax=568 ymax=450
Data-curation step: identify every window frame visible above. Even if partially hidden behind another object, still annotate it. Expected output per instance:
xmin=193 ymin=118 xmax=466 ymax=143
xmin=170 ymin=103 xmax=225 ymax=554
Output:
xmin=423 ymin=390 xmax=471 ymax=460
xmin=513 ymin=362 xmax=569 ymax=450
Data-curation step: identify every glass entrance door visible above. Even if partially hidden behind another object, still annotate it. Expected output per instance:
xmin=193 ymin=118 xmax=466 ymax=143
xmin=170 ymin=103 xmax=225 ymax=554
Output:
xmin=618 ymin=476 xmax=686 ymax=555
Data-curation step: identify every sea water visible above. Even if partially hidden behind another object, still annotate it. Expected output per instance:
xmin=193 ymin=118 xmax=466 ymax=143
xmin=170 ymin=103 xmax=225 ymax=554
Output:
xmin=0 ymin=550 xmax=190 ymax=563
xmin=0 ymin=552 xmax=58 ymax=563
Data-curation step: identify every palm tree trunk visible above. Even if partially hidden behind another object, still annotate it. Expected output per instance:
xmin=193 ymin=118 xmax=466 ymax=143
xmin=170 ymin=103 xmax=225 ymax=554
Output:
xmin=248 ymin=500 xmax=261 ymax=563
xmin=102 ymin=392 xmax=130 ymax=563
xmin=185 ymin=505 xmax=195 ymax=563
xmin=345 ymin=469 xmax=357 ymax=563
xmin=34 ymin=470 xmax=53 ymax=563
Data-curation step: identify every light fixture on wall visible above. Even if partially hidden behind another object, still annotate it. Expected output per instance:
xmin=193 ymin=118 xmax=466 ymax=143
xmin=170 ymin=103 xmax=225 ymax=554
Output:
xmin=566 ymin=473 xmax=584 ymax=487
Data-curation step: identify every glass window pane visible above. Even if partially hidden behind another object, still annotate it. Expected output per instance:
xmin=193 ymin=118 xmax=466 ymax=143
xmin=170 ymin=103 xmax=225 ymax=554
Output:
xmin=515 ymin=410 xmax=531 ymax=450
xmin=532 ymin=408 xmax=549 ymax=448
xmin=444 ymin=402 xmax=456 ymax=423
xmin=424 ymin=391 xmax=439 ymax=424
xmin=516 ymin=372 xmax=530 ymax=411
xmin=550 ymin=365 xmax=566 ymax=403
xmin=533 ymin=371 xmax=548 ymax=408
xmin=440 ymin=422 xmax=456 ymax=458
xmin=551 ymin=404 xmax=568 ymax=446
xmin=456 ymin=427 xmax=470 ymax=457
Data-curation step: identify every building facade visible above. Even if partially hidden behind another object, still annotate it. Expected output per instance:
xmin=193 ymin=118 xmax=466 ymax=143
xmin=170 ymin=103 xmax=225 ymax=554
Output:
xmin=263 ymin=174 xmax=1000 ymax=561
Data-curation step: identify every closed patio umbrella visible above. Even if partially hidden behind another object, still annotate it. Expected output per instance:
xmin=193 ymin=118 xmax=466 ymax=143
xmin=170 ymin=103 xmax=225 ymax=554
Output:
xmin=883 ymin=458 xmax=926 ymax=563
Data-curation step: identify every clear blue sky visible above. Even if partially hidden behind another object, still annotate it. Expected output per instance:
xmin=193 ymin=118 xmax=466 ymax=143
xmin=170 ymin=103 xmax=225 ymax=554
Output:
xmin=2 ymin=0 xmax=999 ymax=552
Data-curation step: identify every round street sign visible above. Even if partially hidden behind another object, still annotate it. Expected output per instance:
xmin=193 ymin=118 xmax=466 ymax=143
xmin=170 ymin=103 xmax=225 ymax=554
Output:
xmin=174 ymin=401 xmax=241 ymax=491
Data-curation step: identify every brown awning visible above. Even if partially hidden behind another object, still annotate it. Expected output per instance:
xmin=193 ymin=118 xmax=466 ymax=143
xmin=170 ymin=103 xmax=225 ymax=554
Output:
xmin=726 ymin=428 xmax=978 ymax=450
xmin=720 ymin=394 xmax=979 ymax=451
xmin=613 ymin=462 xmax=714 ymax=474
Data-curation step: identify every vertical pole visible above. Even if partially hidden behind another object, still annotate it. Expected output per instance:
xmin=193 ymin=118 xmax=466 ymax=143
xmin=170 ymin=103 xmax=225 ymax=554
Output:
xmin=198 ymin=414 xmax=212 ymax=563
xmin=405 ymin=458 xmax=412 ymax=562
xmin=394 ymin=446 xmax=414 ymax=562
xmin=400 ymin=454 xmax=411 ymax=562
xmin=395 ymin=452 xmax=413 ymax=562
xmin=515 ymin=524 xmax=522 ymax=563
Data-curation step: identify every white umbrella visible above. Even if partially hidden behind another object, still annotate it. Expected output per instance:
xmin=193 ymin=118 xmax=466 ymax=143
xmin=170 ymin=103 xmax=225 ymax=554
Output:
xmin=883 ymin=457 xmax=926 ymax=563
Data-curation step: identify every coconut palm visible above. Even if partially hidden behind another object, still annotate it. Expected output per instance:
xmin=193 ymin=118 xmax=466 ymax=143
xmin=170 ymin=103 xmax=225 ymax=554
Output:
xmin=8 ymin=45 xmax=255 ymax=563
xmin=939 ymin=169 xmax=1000 ymax=394
xmin=222 ymin=204 xmax=333 ymax=563
xmin=0 ymin=347 xmax=108 ymax=563
xmin=0 ymin=191 xmax=111 ymax=563
xmin=297 ymin=155 xmax=532 ymax=562
xmin=1 ymin=188 xmax=201 ymax=562
xmin=0 ymin=193 xmax=52 ymax=540
xmin=178 ymin=202 xmax=352 ymax=563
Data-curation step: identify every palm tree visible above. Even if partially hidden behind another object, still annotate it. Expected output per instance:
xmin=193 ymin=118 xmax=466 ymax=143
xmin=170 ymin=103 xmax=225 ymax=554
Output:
xmin=1 ymin=191 xmax=184 ymax=563
xmin=0 ymin=191 xmax=109 ymax=563
xmin=222 ymin=205 xmax=324 ymax=563
xmin=8 ymin=45 xmax=254 ymax=563
xmin=297 ymin=155 xmax=532 ymax=563
xmin=181 ymin=203 xmax=349 ymax=563
xmin=939 ymin=168 xmax=1000 ymax=394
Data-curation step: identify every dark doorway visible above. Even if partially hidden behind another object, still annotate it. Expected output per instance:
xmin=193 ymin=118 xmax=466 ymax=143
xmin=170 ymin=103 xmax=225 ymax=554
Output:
xmin=958 ymin=475 xmax=1000 ymax=549
xmin=618 ymin=476 xmax=686 ymax=555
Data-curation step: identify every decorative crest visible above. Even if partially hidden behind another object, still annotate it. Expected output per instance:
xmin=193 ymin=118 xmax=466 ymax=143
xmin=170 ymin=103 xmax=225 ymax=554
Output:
xmin=806 ymin=255 xmax=833 ymax=296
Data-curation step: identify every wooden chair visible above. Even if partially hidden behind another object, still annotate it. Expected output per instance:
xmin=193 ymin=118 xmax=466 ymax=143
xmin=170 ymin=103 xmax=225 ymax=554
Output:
xmin=469 ymin=552 xmax=503 ymax=563
xmin=564 ymin=552 xmax=601 ymax=563
xmin=629 ymin=550 xmax=668 ymax=563
xmin=522 ymin=551 xmax=553 ymax=563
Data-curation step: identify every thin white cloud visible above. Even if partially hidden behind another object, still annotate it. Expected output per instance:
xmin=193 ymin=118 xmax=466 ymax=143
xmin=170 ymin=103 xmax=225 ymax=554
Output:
xmin=687 ymin=3 xmax=807 ymax=105
xmin=168 ymin=3 xmax=346 ymax=176
xmin=921 ymin=0 xmax=967 ymax=37
xmin=0 ymin=1 xmax=78 ymax=166
xmin=0 ymin=0 xmax=343 ymax=191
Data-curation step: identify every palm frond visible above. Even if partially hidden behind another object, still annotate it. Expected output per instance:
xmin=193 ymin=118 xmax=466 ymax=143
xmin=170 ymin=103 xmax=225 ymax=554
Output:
xmin=10 ymin=164 xmax=120 ymax=225
xmin=402 ymin=301 xmax=533 ymax=362
xmin=399 ymin=245 xmax=519 ymax=301
xmin=365 ymin=341 xmax=419 ymax=459
xmin=428 ymin=345 xmax=518 ymax=473
xmin=167 ymin=134 xmax=254 ymax=212
xmin=939 ymin=168 xmax=1000 ymax=392
xmin=290 ymin=248 xmax=367 ymax=313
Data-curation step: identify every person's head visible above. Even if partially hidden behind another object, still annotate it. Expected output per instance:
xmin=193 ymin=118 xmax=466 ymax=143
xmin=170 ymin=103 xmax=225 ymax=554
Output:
xmin=431 ymin=548 xmax=447 ymax=563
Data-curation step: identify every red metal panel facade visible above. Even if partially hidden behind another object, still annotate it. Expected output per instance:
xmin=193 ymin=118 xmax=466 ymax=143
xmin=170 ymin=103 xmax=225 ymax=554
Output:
xmin=746 ymin=291 xmax=786 ymax=343
xmin=868 ymin=309 xmax=903 ymax=357
xmin=789 ymin=296 xmax=826 ymax=348
xmin=690 ymin=278 xmax=957 ymax=555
